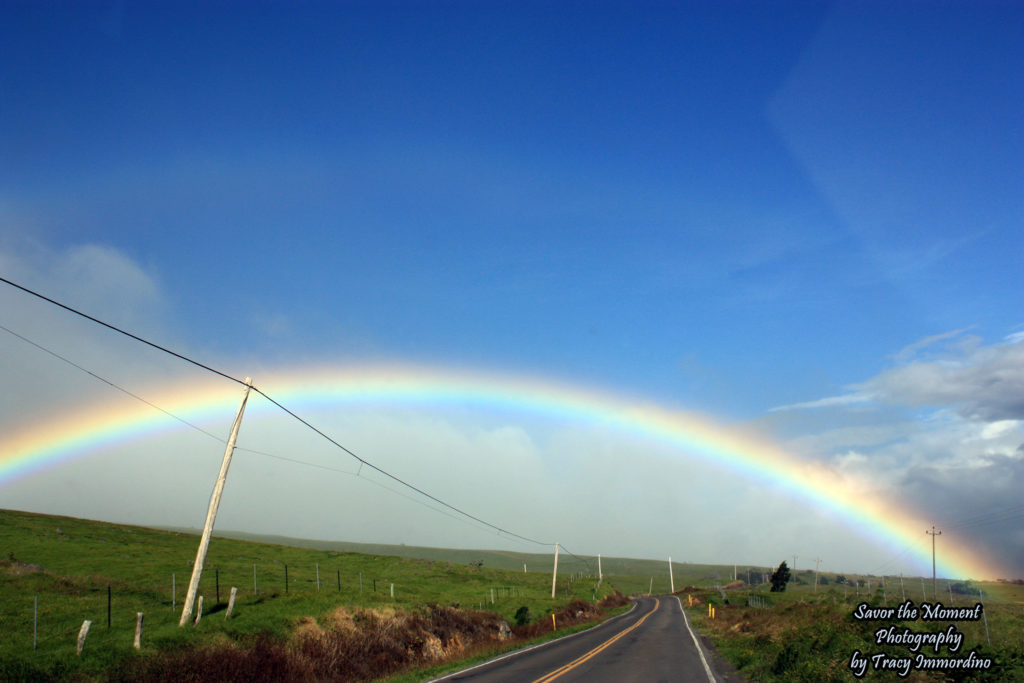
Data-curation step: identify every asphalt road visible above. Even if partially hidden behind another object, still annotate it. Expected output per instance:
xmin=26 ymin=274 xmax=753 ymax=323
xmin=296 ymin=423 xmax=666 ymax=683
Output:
xmin=430 ymin=596 xmax=729 ymax=683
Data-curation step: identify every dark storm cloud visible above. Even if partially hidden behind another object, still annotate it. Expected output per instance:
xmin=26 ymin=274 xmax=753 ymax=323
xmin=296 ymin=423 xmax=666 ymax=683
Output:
xmin=901 ymin=452 xmax=1024 ymax=579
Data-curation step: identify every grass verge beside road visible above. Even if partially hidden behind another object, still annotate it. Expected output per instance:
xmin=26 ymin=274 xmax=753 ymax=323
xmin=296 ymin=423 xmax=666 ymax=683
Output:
xmin=0 ymin=508 xmax=625 ymax=681
xmin=683 ymin=582 xmax=1024 ymax=681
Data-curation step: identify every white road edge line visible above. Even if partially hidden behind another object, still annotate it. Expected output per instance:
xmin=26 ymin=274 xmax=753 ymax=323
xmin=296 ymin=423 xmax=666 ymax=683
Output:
xmin=674 ymin=596 xmax=717 ymax=683
xmin=424 ymin=600 xmax=640 ymax=682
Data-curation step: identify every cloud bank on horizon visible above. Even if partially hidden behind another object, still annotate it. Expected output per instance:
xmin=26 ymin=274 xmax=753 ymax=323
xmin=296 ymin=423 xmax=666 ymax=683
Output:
xmin=1 ymin=1 xmax=1021 ymax=579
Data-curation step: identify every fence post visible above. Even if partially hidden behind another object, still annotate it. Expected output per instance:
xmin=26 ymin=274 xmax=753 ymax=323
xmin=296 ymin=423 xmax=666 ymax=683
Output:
xmin=33 ymin=596 xmax=38 ymax=650
xmin=337 ymin=569 xmax=341 ymax=591
xmin=316 ymin=563 xmax=321 ymax=592
xmin=76 ymin=620 xmax=91 ymax=655
xmin=226 ymin=587 xmax=238 ymax=618
xmin=979 ymin=591 xmax=991 ymax=646
xmin=172 ymin=573 xmax=176 ymax=612
xmin=285 ymin=564 xmax=289 ymax=594
xmin=254 ymin=563 xmax=258 ymax=596
xmin=216 ymin=569 xmax=220 ymax=604
xmin=107 ymin=585 xmax=111 ymax=629
xmin=134 ymin=613 xmax=144 ymax=649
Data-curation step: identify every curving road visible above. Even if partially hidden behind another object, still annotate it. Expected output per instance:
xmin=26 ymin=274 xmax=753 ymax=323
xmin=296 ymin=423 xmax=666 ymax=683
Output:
xmin=430 ymin=596 xmax=736 ymax=683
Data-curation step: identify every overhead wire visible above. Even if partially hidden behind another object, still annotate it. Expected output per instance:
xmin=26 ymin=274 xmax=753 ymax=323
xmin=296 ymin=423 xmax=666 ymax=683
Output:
xmin=940 ymin=504 xmax=1024 ymax=532
xmin=0 ymin=276 xmax=246 ymax=386
xmin=863 ymin=502 xmax=1024 ymax=579
xmin=3 ymin=318 xmax=536 ymax=542
xmin=249 ymin=387 xmax=556 ymax=547
xmin=1 ymin=276 xmax=564 ymax=551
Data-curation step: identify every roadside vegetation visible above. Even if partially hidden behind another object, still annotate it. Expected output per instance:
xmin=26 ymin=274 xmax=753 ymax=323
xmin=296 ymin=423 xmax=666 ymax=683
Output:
xmin=683 ymin=571 xmax=1024 ymax=681
xmin=0 ymin=508 xmax=627 ymax=681
xmin=9 ymin=507 xmax=1021 ymax=681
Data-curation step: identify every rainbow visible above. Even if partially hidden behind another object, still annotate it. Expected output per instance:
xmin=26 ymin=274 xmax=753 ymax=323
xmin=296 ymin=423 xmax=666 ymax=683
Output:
xmin=0 ymin=363 xmax=1001 ymax=579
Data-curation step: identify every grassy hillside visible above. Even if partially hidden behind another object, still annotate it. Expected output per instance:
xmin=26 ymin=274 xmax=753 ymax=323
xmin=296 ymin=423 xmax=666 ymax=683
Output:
xmin=683 ymin=576 xmax=1024 ymax=681
xmin=166 ymin=526 xmax=775 ymax=597
xmin=0 ymin=508 xmax=625 ymax=681
xmin=8 ymin=507 xmax=1019 ymax=681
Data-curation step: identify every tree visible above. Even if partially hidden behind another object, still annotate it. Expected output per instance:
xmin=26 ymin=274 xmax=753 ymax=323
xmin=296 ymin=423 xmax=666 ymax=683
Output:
xmin=770 ymin=561 xmax=791 ymax=592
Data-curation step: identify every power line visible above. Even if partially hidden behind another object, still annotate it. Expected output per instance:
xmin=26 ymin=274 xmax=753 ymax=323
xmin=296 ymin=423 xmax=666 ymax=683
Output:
xmin=250 ymin=387 xmax=555 ymax=547
xmin=3 ymin=320 xmax=542 ymax=544
xmin=0 ymin=322 xmax=227 ymax=443
xmin=0 ymin=276 xmax=246 ymax=386
xmin=940 ymin=504 xmax=1024 ymax=532
xmin=1 ymin=277 xmax=561 ymax=550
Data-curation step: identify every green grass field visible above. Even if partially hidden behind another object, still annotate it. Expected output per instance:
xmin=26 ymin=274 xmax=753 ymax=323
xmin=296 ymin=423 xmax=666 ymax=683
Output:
xmin=5 ymin=507 xmax=1022 ymax=681
xmin=0 ymin=508 xmax=631 ymax=680
xmin=683 ymin=575 xmax=1024 ymax=681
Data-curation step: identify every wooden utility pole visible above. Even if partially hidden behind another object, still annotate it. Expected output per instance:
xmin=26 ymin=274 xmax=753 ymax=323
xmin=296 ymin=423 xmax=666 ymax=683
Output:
xmin=179 ymin=378 xmax=253 ymax=626
xmin=551 ymin=543 xmax=559 ymax=598
xmin=668 ymin=556 xmax=675 ymax=593
xmin=598 ymin=554 xmax=602 ymax=582
xmin=927 ymin=526 xmax=942 ymax=600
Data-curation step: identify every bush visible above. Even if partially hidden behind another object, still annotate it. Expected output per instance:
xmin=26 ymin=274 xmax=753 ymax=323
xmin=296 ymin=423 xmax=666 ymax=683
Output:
xmin=770 ymin=562 xmax=791 ymax=593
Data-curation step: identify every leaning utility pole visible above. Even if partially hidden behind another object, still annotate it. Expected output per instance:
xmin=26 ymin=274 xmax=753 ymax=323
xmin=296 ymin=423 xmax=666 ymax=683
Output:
xmin=551 ymin=543 xmax=560 ymax=599
xmin=668 ymin=556 xmax=675 ymax=594
xmin=179 ymin=378 xmax=253 ymax=626
xmin=926 ymin=526 xmax=942 ymax=600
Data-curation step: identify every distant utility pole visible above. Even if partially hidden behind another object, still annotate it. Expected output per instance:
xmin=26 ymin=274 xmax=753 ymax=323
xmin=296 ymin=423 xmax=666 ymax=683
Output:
xmin=551 ymin=543 xmax=559 ymax=599
xmin=927 ymin=526 xmax=942 ymax=599
xmin=668 ymin=557 xmax=675 ymax=593
xmin=814 ymin=557 xmax=822 ymax=592
xmin=792 ymin=555 xmax=798 ymax=572
xmin=598 ymin=554 xmax=603 ymax=583
xmin=179 ymin=378 xmax=253 ymax=627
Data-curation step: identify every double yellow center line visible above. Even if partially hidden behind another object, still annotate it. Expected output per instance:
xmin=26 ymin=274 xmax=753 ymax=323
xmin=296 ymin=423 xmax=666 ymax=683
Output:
xmin=531 ymin=599 xmax=661 ymax=683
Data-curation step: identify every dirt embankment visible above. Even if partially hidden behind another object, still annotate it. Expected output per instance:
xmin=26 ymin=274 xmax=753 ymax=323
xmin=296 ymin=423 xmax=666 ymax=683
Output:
xmin=117 ymin=592 xmax=631 ymax=682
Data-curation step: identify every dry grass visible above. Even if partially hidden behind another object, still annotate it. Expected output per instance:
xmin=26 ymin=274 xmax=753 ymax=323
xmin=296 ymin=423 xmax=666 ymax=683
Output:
xmin=113 ymin=594 xmax=629 ymax=682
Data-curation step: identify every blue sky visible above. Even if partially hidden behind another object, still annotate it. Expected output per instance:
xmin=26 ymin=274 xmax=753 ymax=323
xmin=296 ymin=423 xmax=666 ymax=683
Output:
xmin=2 ymin=1 xmax=1022 ymax=578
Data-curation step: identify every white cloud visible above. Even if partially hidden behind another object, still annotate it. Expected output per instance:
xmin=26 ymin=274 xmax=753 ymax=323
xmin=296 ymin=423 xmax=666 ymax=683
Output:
xmin=768 ymin=330 xmax=1024 ymax=577
xmin=0 ymin=233 xmax=164 ymax=329
xmin=864 ymin=339 xmax=1024 ymax=421
xmin=0 ymin=233 xmax=187 ymax=425
xmin=980 ymin=420 xmax=1020 ymax=440
xmin=770 ymin=391 xmax=872 ymax=412
xmin=775 ymin=330 xmax=1024 ymax=422
xmin=889 ymin=327 xmax=975 ymax=364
